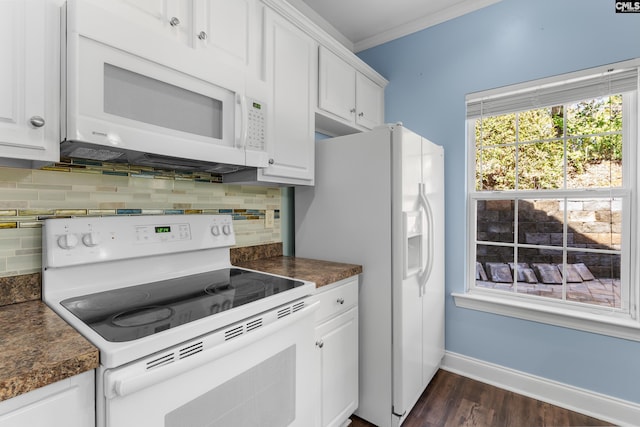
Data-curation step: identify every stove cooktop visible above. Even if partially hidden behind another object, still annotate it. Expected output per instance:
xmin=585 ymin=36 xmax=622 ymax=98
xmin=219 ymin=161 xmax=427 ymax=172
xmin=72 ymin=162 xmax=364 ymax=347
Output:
xmin=61 ymin=268 xmax=305 ymax=342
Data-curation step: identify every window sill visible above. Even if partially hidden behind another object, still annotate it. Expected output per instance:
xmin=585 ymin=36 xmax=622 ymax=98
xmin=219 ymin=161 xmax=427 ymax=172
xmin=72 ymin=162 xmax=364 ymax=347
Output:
xmin=452 ymin=291 xmax=640 ymax=342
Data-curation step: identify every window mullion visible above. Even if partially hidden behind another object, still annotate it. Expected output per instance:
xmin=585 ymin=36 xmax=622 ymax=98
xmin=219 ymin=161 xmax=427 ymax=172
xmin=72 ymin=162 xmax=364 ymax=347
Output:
xmin=562 ymin=196 xmax=568 ymax=302
xmin=514 ymin=199 xmax=519 ymax=293
xmin=515 ymin=112 xmax=520 ymax=191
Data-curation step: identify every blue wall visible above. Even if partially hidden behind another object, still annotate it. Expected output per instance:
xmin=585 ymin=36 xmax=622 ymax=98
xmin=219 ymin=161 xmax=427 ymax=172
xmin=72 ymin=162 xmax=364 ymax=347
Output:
xmin=358 ymin=0 xmax=640 ymax=403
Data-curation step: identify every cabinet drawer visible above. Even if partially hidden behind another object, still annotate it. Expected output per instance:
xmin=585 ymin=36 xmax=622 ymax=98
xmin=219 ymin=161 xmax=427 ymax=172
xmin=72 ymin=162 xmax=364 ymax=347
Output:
xmin=314 ymin=276 xmax=358 ymax=324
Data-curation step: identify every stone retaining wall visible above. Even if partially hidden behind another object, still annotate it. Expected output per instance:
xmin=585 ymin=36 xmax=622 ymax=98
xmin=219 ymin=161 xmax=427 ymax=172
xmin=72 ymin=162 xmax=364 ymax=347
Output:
xmin=477 ymin=198 xmax=621 ymax=279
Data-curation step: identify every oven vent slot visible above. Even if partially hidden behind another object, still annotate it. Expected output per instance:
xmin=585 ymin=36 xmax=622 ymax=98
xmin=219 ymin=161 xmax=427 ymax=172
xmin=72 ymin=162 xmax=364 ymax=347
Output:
xmin=246 ymin=318 xmax=263 ymax=332
xmin=223 ymin=300 xmax=306 ymax=341
xmin=224 ymin=324 xmax=244 ymax=341
xmin=146 ymin=353 xmax=175 ymax=370
xmin=179 ymin=341 xmax=203 ymax=359
xmin=277 ymin=306 xmax=292 ymax=318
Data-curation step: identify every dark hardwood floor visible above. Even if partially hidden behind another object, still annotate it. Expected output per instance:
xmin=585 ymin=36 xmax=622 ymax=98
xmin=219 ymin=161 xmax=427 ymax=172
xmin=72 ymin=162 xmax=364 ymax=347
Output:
xmin=350 ymin=370 xmax=613 ymax=427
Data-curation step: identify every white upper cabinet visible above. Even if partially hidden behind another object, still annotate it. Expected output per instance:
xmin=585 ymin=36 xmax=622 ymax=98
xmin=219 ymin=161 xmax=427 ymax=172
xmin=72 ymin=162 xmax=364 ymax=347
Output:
xmin=109 ymin=0 xmax=259 ymax=82
xmin=116 ymin=0 xmax=199 ymax=46
xmin=193 ymin=0 xmax=251 ymax=69
xmin=0 ymin=0 xmax=385 ymax=182
xmin=318 ymin=47 xmax=357 ymax=123
xmin=257 ymin=7 xmax=316 ymax=185
xmin=0 ymin=0 xmax=60 ymax=163
xmin=115 ymin=0 xmax=193 ymax=45
xmin=317 ymin=46 xmax=385 ymax=135
xmin=355 ymin=72 xmax=384 ymax=130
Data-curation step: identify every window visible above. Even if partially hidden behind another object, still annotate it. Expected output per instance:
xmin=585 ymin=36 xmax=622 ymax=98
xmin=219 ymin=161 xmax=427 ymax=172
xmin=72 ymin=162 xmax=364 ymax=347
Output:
xmin=455 ymin=59 xmax=640 ymax=339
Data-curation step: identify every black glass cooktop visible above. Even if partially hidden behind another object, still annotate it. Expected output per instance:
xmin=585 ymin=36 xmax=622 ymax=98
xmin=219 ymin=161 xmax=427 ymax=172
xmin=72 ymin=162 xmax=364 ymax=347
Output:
xmin=61 ymin=268 xmax=305 ymax=342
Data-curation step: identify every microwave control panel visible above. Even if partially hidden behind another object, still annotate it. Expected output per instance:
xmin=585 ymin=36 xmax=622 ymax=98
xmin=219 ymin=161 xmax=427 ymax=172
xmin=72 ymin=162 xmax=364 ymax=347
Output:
xmin=246 ymin=99 xmax=266 ymax=151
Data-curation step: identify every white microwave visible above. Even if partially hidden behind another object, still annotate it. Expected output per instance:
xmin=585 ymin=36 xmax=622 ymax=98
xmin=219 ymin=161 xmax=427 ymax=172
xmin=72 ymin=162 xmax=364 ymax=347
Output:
xmin=61 ymin=0 xmax=268 ymax=172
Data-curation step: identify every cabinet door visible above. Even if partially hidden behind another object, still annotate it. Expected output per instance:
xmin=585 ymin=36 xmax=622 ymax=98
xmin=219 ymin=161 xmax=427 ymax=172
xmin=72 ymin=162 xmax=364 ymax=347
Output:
xmin=0 ymin=371 xmax=94 ymax=427
xmin=117 ymin=0 xmax=193 ymax=46
xmin=315 ymin=307 xmax=358 ymax=427
xmin=318 ymin=46 xmax=356 ymax=123
xmin=193 ymin=0 xmax=251 ymax=70
xmin=116 ymin=0 xmax=164 ymax=24
xmin=355 ymin=73 xmax=384 ymax=130
xmin=0 ymin=0 xmax=58 ymax=162
xmin=261 ymin=9 xmax=315 ymax=184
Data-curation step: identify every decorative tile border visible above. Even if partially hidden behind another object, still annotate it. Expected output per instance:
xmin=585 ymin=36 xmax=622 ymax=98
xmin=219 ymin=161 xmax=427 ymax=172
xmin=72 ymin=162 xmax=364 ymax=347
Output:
xmin=0 ymin=208 xmax=280 ymax=229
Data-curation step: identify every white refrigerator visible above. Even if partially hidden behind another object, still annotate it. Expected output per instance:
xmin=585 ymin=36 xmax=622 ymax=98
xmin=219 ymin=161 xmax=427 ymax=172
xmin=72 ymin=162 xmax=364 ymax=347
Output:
xmin=295 ymin=124 xmax=445 ymax=427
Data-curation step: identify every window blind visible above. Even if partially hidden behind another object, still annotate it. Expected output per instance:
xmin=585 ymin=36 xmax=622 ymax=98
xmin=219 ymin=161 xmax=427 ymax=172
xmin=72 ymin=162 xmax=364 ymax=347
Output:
xmin=467 ymin=65 xmax=638 ymax=119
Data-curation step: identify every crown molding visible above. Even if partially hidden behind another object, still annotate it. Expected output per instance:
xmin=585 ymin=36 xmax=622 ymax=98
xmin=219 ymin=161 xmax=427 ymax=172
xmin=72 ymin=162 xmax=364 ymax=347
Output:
xmin=352 ymin=0 xmax=504 ymax=52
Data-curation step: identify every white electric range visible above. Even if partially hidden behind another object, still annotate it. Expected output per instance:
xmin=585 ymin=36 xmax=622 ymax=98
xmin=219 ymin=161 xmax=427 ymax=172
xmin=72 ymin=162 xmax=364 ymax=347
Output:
xmin=42 ymin=214 xmax=318 ymax=427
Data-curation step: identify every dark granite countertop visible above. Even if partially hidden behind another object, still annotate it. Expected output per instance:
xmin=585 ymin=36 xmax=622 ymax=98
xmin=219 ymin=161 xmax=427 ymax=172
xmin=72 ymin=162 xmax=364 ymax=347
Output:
xmin=235 ymin=256 xmax=362 ymax=288
xmin=0 ymin=244 xmax=360 ymax=403
xmin=0 ymin=300 xmax=99 ymax=401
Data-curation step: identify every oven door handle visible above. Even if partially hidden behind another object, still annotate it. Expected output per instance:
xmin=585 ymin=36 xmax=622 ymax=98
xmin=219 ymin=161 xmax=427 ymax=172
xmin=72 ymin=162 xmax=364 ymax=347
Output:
xmin=105 ymin=300 xmax=319 ymax=399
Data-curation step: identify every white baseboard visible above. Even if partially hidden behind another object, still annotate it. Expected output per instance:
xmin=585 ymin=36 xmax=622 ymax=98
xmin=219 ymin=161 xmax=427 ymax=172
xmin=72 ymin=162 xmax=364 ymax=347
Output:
xmin=441 ymin=351 xmax=640 ymax=427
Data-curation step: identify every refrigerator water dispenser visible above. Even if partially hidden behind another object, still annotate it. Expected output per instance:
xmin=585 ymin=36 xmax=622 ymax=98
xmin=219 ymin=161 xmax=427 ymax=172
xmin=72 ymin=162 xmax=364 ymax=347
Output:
xmin=403 ymin=211 xmax=423 ymax=278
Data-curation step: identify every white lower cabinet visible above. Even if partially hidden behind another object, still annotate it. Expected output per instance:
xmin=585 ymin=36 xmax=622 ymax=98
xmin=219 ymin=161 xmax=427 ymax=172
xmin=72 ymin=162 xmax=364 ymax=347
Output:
xmin=314 ymin=277 xmax=359 ymax=427
xmin=0 ymin=370 xmax=95 ymax=427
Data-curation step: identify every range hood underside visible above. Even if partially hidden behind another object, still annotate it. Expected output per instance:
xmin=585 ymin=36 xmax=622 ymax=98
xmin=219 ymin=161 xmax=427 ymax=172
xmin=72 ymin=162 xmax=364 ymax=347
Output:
xmin=59 ymin=140 xmax=252 ymax=176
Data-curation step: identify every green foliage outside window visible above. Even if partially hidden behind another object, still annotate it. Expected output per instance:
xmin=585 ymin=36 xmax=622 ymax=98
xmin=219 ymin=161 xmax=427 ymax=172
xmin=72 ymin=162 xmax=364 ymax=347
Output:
xmin=475 ymin=95 xmax=623 ymax=191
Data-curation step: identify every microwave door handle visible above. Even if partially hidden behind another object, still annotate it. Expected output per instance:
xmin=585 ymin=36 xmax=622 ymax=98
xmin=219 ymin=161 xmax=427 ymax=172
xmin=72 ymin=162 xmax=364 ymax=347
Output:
xmin=237 ymin=94 xmax=248 ymax=149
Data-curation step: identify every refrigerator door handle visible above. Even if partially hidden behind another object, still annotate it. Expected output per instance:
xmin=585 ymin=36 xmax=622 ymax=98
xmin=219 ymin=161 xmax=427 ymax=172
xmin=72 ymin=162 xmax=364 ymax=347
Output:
xmin=418 ymin=182 xmax=434 ymax=295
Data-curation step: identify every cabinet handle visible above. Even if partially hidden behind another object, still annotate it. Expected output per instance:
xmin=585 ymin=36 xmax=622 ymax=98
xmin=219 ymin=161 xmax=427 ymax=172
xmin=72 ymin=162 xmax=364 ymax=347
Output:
xmin=197 ymin=31 xmax=207 ymax=40
xmin=169 ymin=17 xmax=180 ymax=27
xmin=316 ymin=339 xmax=324 ymax=348
xmin=350 ymin=108 xmax=356 ymax=114
xmin=268 ymin=158 xmax=275 ymax=165
xmin=358 ymin=112 xmax=364 ymax=117
xmin=29 ymin=116 xmax=45 ymax=128
xmin=337 ymin=297 xmax=345 ymax=305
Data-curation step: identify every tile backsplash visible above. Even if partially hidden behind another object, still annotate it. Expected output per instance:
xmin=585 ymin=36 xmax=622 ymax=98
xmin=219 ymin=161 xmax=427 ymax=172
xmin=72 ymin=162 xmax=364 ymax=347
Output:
xmin=0 ymin=163 xmax=281 ymax=277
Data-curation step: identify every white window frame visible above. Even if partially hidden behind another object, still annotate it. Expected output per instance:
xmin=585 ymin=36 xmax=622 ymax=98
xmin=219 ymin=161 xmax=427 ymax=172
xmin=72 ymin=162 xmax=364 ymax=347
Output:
xmin=453 ymin=58 xmax=640 ymax=341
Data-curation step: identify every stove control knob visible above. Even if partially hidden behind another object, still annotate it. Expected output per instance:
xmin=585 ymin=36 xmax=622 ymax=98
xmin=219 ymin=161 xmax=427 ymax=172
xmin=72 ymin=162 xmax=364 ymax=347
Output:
xmin=222 ymin=224 xmax=232 ymax=235
xmin=82 ymin=232 xmax=100 ymax=247
xmin=211 ymin=225 xmax=221 ymax=236
xmin=57 ymin=233 xmax=79 ymax=250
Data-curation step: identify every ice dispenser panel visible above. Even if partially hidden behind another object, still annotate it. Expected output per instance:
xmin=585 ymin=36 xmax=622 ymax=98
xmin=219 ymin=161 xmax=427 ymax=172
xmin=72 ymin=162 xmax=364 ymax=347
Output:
xmin=403 ymin=211 xmax=423 ymax=278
